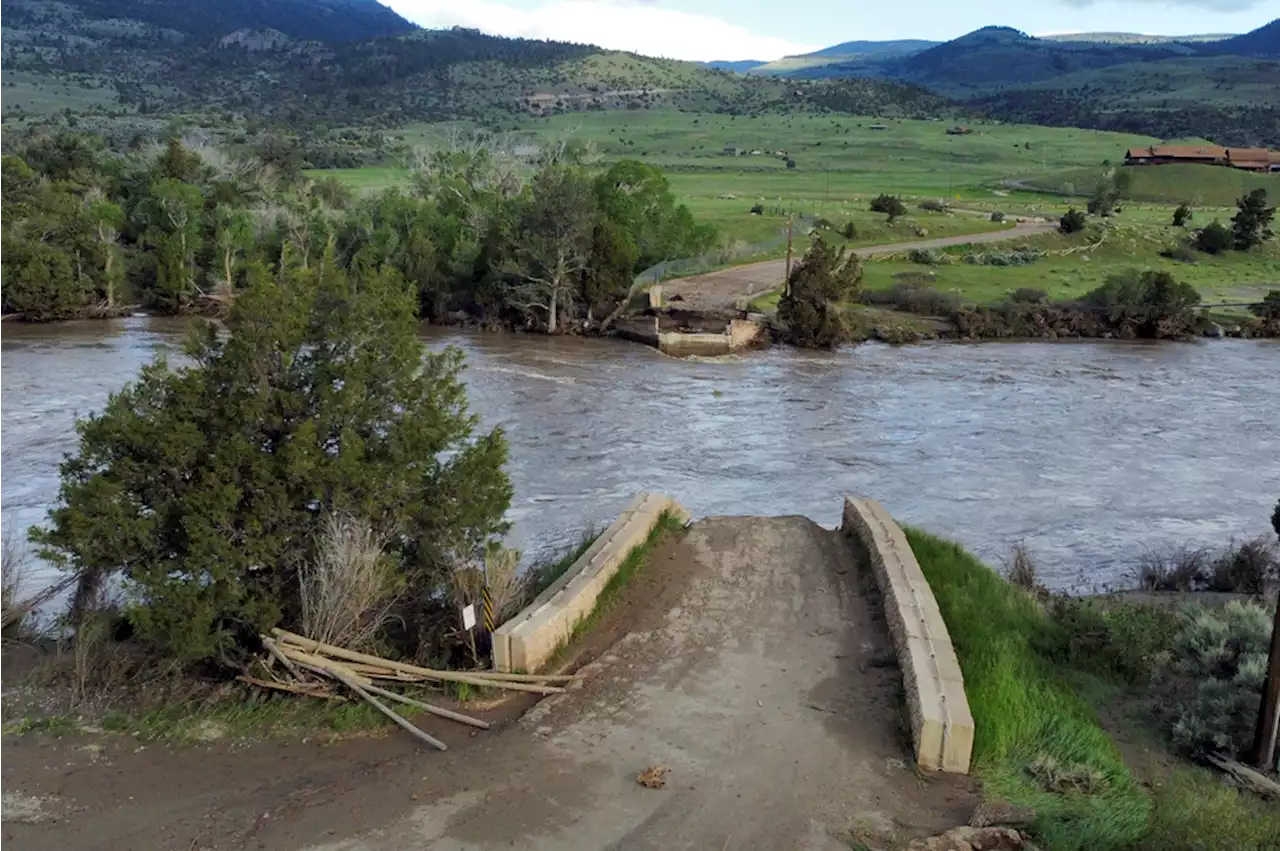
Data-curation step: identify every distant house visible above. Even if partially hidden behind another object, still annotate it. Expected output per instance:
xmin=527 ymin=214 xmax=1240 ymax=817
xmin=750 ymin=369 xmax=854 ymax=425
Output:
xmin=1124 ymin=144 xmax=1226 ymax=166
xmin=945 ymin=126 xmax=973 ymax=136
xmin=723 ymin=146 xmax=742 ymax=156
xmin=869 ymin=124 xmax=888 ymax=131
xmin=1227 ymin=147 xmax=1280 ymax=172
xmin=1125 ymin=144 xmax=1280 ymax=172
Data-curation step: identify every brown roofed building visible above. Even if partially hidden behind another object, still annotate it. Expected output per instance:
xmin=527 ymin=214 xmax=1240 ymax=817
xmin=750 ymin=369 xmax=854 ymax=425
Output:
xmin=1124 ymin=144 xmax=1228 ymax=166
xmin=1227 ymin=148 xmax=1278 ymax=172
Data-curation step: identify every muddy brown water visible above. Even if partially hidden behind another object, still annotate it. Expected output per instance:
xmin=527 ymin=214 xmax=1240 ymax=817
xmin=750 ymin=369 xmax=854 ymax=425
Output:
xmin=3 ymin=316 xmax=1277 ymax=593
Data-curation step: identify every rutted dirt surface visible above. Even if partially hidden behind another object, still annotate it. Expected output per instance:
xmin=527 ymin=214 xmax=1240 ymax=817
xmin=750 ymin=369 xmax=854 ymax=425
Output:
xmin=3 ymin=518 xmax=976 ymax=850
xmin=664 ymin=221 xmax=1055 ymax=310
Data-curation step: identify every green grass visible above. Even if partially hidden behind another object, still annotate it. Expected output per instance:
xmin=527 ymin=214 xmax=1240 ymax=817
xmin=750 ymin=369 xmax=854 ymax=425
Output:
xmin=860 ymin=215 xmax=1280 ymax=307
xmin=1016 ymin=163 xmax=1280 ymax=207
xmin=1141 ymin=764 xmax=1280 ymax=851
xmin=904 ymin=528 xmax=1150 ymax=851
xmin=543 ymin=510 xmax=685 ymax=668
xmin=525 ymin=527 xmax=602 ymax=600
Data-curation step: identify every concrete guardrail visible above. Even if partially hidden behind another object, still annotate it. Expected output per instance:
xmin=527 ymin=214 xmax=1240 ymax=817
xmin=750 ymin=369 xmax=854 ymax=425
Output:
xmin=492 ymin=492 xmax=690 ymax=673
xmin=842 ymin=496 xmax=974 ymax=774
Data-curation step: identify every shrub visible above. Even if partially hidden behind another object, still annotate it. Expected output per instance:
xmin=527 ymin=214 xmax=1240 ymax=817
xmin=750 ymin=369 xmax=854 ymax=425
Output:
xmin=869 ymin=193 xmax=907 ymax=222
xmin=862 ymin=280 xmax=960 ymax=316
xmin=1167 ymin=601 xmax=1270 ymax=759
xmin=32 ymin=263 xmax=513 ymax=666
xmin=1010 ymin=287 xmax=1048 ymax=304
xmin=1080 ymin=269 xmax=1201 ymax=339
xmin=299 ymin=513 xmax=399 ymax=651
xmin=1172 ymin=203 xmax=1193 ymax=228
xmin=990 ymin=211 xmax=1005 ymax=223
xmin=1132 ymin=546 xmax=1211 ymax=591
xmin=1046 ymin=596 xmax=1181 ymax=685
xmin=2 ymin=535 xmax=32 ymax=638
xmin=813 ymin=216 xmax=834 ymax=230
xmin=749 ymin=203 xmax=763 ymax=215
xmin=1205 ymin=536 xmax=1279 ymax=595
xmin=907 ymin=247 xmax=945 ymax=265
xmin=1004 ymin=541 xmax=1041 ymax=591
xmin=917 ymin=198 xmax=947 ymax=213
xmin=840 ymin=221 xmax=856 ymax=240
xmin=965 ymin=248 xmax=1041 ymax=266
xmin=1162 ymin=243 xmax=1199 ymax=264
xmin=1252 ymin=290 xmax=1280 ymax=322
xmin=1194 ymin=220 xmax=1232 ymax=254
xmin=1059 ymin=208 xmax=1086 ymax=234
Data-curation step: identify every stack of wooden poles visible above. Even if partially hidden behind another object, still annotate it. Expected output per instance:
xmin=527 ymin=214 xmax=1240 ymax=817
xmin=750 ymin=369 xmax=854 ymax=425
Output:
xmin=241 ymin=627 xmax=578 ymax=751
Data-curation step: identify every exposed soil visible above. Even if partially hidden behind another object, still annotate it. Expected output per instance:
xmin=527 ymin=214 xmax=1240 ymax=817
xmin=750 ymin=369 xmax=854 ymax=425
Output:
xmin=663 ymin=222 xmax=1056 ymax=311
xmin=3 ymin=518 xmax=978 ymax=850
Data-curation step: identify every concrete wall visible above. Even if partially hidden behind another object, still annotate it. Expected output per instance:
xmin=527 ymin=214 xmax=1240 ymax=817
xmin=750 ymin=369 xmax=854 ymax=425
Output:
xmin=492 ymin=493 xmax=690 ymax=673
xmin=841 ymin=497 xmax=974 ymax=774
xmin=613 ymin=316 xmax=765 ymax=357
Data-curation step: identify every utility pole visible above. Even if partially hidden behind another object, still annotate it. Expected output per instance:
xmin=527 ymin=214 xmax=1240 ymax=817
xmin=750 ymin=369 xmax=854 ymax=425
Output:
xmin=784 ymin=214 xmax=794 ymax=297
xmin=1252 ymin=593 xmax=1280 ymax=770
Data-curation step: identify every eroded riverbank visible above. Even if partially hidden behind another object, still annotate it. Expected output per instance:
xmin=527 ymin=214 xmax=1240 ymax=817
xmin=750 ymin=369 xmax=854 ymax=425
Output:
xmin=3 ymin=317 xmax=1277 ymax=592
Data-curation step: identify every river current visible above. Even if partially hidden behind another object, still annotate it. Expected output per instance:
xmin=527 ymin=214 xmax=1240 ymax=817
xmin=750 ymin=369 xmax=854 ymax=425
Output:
xmin=2 ymin=317 xmax=1277 ymax=593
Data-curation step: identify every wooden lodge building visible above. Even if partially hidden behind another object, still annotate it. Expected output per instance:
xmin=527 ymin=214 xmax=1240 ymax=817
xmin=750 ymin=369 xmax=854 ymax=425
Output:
xmin=1125 ymin=144 xmax=1280 ymax=172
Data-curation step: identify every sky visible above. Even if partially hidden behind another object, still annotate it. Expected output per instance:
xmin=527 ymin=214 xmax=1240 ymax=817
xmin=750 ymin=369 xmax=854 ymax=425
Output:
xmin=380 ymin=0 xmax=1279 ymax=62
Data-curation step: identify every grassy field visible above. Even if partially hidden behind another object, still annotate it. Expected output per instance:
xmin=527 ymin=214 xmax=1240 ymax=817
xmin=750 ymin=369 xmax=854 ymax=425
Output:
xmin=314 ymin=110 xmax=1277 ymax=296
xmin=1015 ymin=163 xmax=1280 ymax=207
xmin=0 ymin=70 xmax=123 ymax=116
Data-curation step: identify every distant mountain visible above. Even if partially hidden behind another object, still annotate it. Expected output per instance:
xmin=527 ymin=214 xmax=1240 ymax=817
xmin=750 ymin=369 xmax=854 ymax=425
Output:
xmin=0 ymin=0 xmax=418 ymax=44
xmin=703 ymin=60 xmax=766 ymax=73
xmin=1200 ymin=18 xmax=1280 ymax=57
xmin=804 ymin=39 xmax=940 ymax=58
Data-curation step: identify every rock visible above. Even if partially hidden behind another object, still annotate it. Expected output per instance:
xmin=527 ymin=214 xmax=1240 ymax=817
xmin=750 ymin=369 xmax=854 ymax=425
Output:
xmin=913 ymin=824 xmax=1034 ymax=851
xmin=970 ymin=800 xmax=1036 ymax=828
xmin=1205 ymin=323 xmax=1224 ymax=339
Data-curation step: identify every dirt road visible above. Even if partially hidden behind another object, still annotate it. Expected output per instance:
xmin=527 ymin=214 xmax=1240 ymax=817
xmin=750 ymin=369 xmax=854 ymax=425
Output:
xmin=3 ymin=518 xmax=975 ymax=850
xmin=665 ymin=221 xmax=1055 ymax=311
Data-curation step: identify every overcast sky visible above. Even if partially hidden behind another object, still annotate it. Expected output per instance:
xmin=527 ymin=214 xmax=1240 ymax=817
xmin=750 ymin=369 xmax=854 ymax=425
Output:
xmin=380 ymin=0 xmax=1278 ymax=62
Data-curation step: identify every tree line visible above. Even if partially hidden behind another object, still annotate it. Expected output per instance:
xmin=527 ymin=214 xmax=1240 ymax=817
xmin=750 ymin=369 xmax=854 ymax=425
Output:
xmin=1 ymin=133 xmax=717 ymax=326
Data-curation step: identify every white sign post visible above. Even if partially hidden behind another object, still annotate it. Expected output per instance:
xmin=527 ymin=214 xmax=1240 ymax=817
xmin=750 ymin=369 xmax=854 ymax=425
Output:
xmin=461 ymin=603 xmax=477 ymax=631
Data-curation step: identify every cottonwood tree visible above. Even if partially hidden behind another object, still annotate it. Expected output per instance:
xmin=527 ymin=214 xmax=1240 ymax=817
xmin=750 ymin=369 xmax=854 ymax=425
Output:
xmin=508 ymin=165 xmax=596 ymax=333
xmin=85 ymin=189 xmax=125 ymax=309
xmin=140 ymin=178 xmax=205 ymax=312
xmin=209 ymin=205 xmax=254 ymax=303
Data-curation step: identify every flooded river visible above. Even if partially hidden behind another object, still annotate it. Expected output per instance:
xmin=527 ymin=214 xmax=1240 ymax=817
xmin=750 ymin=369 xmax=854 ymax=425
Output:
xmin=3 ymin=317 xmax=1277 ymax=592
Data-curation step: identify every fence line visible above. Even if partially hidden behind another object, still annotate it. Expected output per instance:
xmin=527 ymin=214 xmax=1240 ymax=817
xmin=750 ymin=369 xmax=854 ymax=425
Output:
xmin=634 ymin=210 xmax=817 ymax=285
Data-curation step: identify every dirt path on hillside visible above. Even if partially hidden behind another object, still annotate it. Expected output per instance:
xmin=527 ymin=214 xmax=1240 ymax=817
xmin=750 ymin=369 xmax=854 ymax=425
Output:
xmin=664 ymin=221 xmax=1056 ymax=311
xmin=3 ymin=518 xmax=976 ymax=850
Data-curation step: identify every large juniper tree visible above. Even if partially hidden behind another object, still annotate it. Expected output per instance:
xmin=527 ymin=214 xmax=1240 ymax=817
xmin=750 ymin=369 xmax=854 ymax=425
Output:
xmin=33 ymin=258 xmax=512 ymax=665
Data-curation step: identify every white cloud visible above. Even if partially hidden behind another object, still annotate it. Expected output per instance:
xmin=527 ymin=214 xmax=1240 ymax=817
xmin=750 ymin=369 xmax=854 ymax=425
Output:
xmin=379 ymin=0 xmax=819 ymax=62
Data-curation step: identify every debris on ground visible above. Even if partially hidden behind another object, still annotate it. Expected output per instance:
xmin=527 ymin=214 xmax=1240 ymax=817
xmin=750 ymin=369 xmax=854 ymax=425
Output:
xmin=2 ymin=791 xmax=58 ymax=824
xmin=237 ymin=628 xmax=583 ymax=749
xmin=637 ymin=765 xmax=669 ymax=789
xmin=908 ymin=826 xmax=1036 ymax=851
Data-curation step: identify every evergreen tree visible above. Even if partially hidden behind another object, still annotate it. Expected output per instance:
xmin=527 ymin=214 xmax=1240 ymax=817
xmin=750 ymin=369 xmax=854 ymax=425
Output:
xmin=32 ymin=260 xmax=512 ymax=665
xmin=777 ymin=237 xmax=862 ymax=348
xmin=1232 ymin=188 xmax=1275 ymax=251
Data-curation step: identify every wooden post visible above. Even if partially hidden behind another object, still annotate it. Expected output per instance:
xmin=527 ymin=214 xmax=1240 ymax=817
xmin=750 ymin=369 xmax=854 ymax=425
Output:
xmin=784 ymin=215 xmax=794 ymax=296
xmin=1252 ymin=592 xmax=1280 ymax=770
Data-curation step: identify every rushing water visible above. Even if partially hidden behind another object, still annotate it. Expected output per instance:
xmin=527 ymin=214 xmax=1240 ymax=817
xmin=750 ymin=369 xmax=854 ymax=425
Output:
xmin=3 ymin=316 xmax=1278 ymax=593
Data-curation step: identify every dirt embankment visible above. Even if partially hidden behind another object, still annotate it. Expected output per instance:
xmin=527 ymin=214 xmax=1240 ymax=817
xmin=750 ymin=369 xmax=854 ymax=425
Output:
xmin=4 ymin=518 xmax=976 ymax=850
